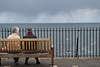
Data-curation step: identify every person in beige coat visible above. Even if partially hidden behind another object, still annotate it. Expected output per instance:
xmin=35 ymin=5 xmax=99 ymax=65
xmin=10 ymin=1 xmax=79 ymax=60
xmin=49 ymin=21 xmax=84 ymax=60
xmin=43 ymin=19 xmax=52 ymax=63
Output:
xmin=7 ymin=27 xmax=20 ymax=64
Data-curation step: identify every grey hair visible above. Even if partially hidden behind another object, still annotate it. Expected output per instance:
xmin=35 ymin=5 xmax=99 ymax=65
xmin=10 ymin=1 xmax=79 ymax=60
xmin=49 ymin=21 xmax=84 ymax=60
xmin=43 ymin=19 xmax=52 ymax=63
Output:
xmin=12 ymin=27 xmax=19 ymax=33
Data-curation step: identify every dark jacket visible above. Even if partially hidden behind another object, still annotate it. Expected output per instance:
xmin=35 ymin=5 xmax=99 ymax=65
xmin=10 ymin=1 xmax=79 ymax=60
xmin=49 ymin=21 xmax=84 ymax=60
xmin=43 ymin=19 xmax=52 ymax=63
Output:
xmin=23 ymin=35 xmax=37 ymax=39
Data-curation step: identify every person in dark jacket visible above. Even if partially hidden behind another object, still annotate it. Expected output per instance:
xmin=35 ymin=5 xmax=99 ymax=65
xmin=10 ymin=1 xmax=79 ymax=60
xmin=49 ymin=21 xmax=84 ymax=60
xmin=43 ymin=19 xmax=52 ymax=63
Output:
xmin=23 ymin=27 xmax=40 ymax=64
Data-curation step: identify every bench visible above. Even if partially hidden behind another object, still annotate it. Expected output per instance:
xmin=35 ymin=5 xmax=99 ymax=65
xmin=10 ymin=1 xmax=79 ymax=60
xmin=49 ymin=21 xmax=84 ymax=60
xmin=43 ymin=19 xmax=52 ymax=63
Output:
xmin=0 ymin=38 xmax=54 ymax=67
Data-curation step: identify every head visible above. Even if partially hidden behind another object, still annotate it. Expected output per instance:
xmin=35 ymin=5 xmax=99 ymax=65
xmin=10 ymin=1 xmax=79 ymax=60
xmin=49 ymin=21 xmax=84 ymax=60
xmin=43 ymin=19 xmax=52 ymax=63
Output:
xmin=26 ymin=27 xmax=32 ymax=32
xmin=12 ymin=26 xmax=19 ymax=34
xmin=26 ymin=27 xmax=33 ymax=35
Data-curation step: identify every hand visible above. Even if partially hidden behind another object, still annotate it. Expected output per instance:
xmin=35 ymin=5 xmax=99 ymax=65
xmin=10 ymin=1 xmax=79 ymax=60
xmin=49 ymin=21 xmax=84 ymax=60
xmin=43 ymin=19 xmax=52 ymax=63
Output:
xmin=2 ymin=47 xmax=6 ymax=51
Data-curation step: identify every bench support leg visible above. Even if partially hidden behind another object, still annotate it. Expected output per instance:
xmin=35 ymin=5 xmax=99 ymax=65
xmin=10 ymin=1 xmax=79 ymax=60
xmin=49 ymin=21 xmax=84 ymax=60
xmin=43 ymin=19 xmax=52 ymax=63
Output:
xmin=51 ymin=48 xmax=54 ymax=67
xmin=0 ymin=57 xmax=1 ymax=66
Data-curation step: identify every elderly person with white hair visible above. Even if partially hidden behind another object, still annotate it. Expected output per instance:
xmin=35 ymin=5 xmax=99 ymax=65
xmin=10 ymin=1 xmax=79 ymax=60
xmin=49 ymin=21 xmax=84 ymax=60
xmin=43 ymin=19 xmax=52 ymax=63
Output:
xmin=7 ymin=26 xmax=20 ymax=64
xmin=8 ymin=27 xmax=20 ymax=39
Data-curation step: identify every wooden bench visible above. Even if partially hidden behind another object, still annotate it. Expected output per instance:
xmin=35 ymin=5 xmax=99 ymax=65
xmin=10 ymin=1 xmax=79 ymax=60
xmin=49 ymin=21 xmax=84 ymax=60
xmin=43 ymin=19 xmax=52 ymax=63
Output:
xmin=0 ymin=38 xmax=54 ymax=67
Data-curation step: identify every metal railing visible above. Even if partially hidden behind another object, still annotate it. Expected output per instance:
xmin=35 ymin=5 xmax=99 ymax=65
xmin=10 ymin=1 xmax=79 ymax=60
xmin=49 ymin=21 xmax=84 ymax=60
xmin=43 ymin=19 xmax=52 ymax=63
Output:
xmin=0 ymin=27 xmax=100 ymax=58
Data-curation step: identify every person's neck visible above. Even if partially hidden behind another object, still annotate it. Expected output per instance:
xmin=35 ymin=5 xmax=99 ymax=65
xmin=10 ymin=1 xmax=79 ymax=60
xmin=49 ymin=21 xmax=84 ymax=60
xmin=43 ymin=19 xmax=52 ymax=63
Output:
xmin=13 ymin=33 xmax=18 ymax=35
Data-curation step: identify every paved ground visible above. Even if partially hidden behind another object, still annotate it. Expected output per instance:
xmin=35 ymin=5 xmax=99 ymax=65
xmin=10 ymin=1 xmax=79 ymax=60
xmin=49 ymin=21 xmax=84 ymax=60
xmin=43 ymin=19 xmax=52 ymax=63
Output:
xmin=0 ymin=58 xmax=100 ymax=67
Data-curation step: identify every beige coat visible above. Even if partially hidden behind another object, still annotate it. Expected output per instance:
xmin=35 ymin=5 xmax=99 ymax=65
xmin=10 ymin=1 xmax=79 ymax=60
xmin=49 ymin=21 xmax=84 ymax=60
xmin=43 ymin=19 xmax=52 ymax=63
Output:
xmin=7 ymin=33 xmax=21 ymax=52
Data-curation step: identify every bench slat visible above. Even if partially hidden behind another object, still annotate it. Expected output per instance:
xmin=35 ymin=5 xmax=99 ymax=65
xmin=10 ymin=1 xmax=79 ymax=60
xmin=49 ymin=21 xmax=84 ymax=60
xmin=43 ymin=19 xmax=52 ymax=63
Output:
xmin=50 ymin=39 xmax=52 ymax=49
xmin=0 ymin=41 xmax=2 ymax=51
xmin=26 ymin=41 xmax=27 ymax=50
xmin=28 ymin=41 xmax=30 ymax=50
xmin=47 ymin=40 xmax=49 ymax=51
xmin=31 ymin=41 xmax=33 ymax=50
xmin=39 ymin=40 xmax=41 ymax=50
xmin=34 ymin=41 xmax=36 ymax=50
xmin=22 ymin=40 xmax=24 ymax=50
xmin=42 ymin=40 xmax=44 ymax=50
xmin=44 ymin=40 xmax=46 ymax=51
xmin=14 ymin=40 xmax=16 ymax=50
xmin=0 ymin=38 xmax=51 ymax=41
xmin=37 ymin=40 xmax=38 ymax=50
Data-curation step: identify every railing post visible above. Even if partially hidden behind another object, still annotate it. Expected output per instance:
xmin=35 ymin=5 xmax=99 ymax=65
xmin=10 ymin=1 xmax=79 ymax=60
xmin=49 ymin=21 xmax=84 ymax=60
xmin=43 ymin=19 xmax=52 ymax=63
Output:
xmin=2 ymin=28 xmax=3 ymax=38
xmin=75 ymin=29 xmax=79 ymax=58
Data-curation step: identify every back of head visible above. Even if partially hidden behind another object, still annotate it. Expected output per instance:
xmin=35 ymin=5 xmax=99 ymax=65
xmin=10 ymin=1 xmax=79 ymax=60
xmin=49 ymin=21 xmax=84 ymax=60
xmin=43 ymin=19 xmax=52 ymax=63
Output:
xmin=24 ymin=27 xmax=37 ymax=38
xmin=26 ymin=27 xmax=32 ymax=32
xmin=26 ymin=27 xmax=33 ymax=35
xmin=12 ymin=26 xmax=19 ymax=34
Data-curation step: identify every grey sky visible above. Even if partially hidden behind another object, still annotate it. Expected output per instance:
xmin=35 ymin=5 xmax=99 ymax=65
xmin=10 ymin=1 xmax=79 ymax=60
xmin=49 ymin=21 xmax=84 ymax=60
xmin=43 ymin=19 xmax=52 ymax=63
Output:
xmin=0 ymin=0 xmax=100 ymax=23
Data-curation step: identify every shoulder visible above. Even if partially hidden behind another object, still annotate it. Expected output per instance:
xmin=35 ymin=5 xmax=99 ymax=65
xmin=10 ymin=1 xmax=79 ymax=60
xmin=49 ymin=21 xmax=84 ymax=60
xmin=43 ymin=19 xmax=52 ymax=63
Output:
xmin=7 ymin=35 xmax=12 ymax=39
xmin=7 ymin=33 xmax=20 ymax=39
xmin=17 ymin=35 xmax=20 ymax=39
xmin=23 ymin=35 xmax=37 ymax=38
xmin=14 ymin=33 xmax=20 ymax=39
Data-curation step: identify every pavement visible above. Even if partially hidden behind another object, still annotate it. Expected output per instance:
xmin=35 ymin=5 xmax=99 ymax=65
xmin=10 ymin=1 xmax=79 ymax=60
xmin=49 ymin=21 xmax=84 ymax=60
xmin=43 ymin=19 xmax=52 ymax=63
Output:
xmin=0 ymin=58 xmax=100 ymax=67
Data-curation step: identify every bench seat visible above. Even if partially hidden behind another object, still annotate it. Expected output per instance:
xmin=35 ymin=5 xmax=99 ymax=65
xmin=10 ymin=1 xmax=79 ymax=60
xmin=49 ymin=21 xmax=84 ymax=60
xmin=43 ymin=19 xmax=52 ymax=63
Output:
xmin=0 ymin=53 xmax=50 ymax=58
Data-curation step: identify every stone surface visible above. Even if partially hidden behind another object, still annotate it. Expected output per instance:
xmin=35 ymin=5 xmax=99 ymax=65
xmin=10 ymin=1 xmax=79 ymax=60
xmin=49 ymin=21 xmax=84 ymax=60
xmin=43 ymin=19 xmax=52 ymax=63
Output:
xmin=0 ymin=58 xmax=100 ymax=67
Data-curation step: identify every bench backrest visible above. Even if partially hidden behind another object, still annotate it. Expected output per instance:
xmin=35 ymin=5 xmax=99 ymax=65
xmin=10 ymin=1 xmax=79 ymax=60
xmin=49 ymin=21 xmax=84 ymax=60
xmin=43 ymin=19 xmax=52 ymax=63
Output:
xmin=0 ymin=38 xmax=53 ymax=53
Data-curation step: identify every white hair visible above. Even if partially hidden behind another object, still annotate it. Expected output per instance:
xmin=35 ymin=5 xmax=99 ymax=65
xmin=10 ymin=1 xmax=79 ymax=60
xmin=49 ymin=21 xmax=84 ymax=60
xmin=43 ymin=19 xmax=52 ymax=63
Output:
xmin=12 ymin=26 xmax=19 ymax=33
